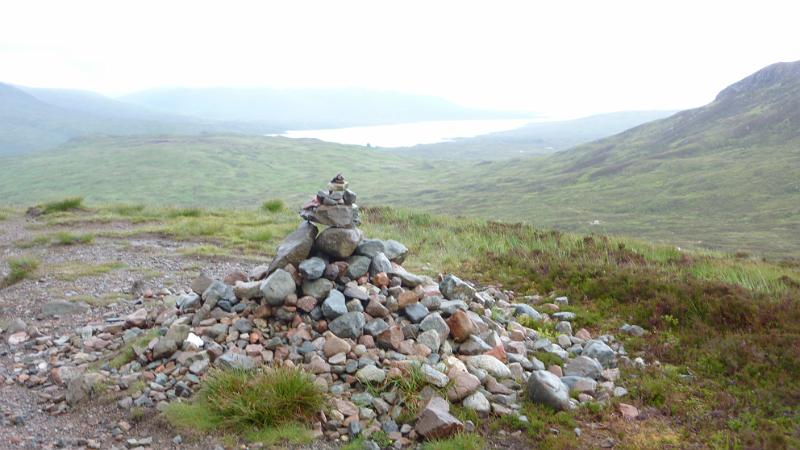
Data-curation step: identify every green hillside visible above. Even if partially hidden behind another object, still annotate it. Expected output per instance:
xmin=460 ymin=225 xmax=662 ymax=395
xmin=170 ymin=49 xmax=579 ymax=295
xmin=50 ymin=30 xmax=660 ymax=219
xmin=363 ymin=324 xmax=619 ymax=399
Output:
xmin=444 ymin=61 xmax=800 ymax=255
xmin=1 ymin=61 xmax=798 ymax=256
xmin=389 ymin=110 xmax=676 ymax=160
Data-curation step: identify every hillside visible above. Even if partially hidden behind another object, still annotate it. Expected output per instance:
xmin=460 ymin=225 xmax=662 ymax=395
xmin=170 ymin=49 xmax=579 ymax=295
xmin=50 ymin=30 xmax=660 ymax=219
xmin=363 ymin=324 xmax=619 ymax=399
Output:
xmin=390 ymin=110 xmax=676 ymax=160
xmin=434 ymin=61 xmax=800 ymax=255
xmin=1 ymin=61 xmax=799 ymax=256
xmin=0 ymin=83 xmax=279 ymax=155
xmin=120 ymin=87 xmax=530 ymax=129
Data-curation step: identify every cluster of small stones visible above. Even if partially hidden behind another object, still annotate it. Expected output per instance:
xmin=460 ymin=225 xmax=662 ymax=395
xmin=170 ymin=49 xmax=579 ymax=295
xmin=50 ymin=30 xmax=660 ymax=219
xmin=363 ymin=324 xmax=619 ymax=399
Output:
xmin=2 ymin=176 xmax=649 ymax=448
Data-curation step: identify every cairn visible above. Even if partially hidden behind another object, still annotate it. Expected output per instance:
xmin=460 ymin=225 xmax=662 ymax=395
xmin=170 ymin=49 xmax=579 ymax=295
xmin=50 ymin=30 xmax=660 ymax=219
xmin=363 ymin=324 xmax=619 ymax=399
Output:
xmin=4 ymin=175 xmax=645 ymax=447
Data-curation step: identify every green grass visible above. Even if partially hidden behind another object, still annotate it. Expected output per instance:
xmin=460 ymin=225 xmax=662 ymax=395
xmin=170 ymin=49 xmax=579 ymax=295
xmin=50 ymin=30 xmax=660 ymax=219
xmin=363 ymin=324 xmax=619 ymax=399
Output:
xmin=52 ymin=231 xmax=94 ymax=245
xmin=490 ymin=403 xmax=578 ymax=448
xmin=0 ymin=132 xmax=797 ymax=257
xmin=421 ymin=433 xmax=485 ymax=450
xmin=2 ymin=256 xmax=39 ymax=286
xmin=41 ymin=197 xmax=84 ymax=214
xmin=244 ymin=423 xmax=314 ymax=446
xmin=51 ymin=261 xmax=126 ymax=281
xmin=163 ymin=367 xmax=325 ymax=442
xmin=105 ymin=329 xmax=159 ymax=370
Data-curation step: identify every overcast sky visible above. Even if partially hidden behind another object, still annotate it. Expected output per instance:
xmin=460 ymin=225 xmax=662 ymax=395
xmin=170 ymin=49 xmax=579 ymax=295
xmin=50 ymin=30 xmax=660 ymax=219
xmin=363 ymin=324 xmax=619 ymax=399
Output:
xmin=1 ymin=0 xmax=798 ymax=116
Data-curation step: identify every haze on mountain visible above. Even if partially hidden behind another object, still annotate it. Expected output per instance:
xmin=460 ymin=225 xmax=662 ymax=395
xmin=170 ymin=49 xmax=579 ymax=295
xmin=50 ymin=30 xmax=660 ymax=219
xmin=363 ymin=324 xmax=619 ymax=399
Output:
xmin=0 ymin=82 xmax=281 ymax=155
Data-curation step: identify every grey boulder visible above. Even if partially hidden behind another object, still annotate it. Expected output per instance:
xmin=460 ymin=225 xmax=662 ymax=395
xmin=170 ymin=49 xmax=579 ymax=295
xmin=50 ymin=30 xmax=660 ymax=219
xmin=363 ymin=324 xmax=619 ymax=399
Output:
xmin=260 ymin=269 xmax=296 ymax=306
xmin=299 ymin=257 xmax=326 ymax=280
xmin=328 ymin=312 xmax=366 ymax=339
xmin=439 ymin=274 xmax=476 ymax=301
xmin=369 ymin=252 xmax=392 ymax=277
xmin=302 ymin=278 xmax=334 ymax=300
xmin=322 ymin=290 xmax=347 ymax=319
xmin=583 ymin=340 xmax=616 ymax=368
xmin=346 ymin=255 xmax=371 ymax=279
xmin=526 ymin=370 xmax=571 ymax=411
xmin=563 ymin=355 xmax=603 ymax=379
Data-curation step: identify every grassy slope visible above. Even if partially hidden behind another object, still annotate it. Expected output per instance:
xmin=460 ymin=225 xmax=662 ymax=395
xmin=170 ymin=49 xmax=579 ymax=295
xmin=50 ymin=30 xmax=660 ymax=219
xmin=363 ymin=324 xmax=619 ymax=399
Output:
xmin=12 ymin=203 xmax=799 ymax=448
xmin=1 ymin=132 xmax=797 ymax=257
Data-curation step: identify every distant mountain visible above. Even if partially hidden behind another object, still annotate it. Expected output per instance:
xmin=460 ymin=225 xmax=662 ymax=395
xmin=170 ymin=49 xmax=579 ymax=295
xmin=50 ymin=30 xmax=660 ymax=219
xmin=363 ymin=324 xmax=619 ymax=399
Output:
xmin=0 ymin=83 xmax=279 ymax=155
xmin=20 ymin=86 xmax=186 ymax=121
xmin=390 ymin=110 xmax=676 ymax=160
xmin=119 ymin=87 xmax=529 ymax=129
xmin=439 ymin=60 xmax=800 ymax=254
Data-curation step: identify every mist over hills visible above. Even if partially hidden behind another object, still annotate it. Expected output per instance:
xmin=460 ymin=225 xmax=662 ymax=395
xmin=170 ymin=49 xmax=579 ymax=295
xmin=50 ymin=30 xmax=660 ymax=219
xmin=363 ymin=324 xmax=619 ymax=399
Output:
xmin=0 ymin=83 xmax=279 ymax=155
xmin=119 ymin=87 xmax=531 ymax=129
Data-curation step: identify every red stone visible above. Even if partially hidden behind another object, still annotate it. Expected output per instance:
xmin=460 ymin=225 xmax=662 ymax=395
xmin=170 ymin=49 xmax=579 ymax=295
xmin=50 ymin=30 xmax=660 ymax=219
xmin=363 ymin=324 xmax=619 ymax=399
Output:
xmin=377 ymin=325 xmax=404 ymax=350
xmin=397 ymin=290 xmax=420 ymax=308
xmin=446 ymin=310 xmax=474 ymax=342
xmin=372 ymin=272 xmax=390 ymax=288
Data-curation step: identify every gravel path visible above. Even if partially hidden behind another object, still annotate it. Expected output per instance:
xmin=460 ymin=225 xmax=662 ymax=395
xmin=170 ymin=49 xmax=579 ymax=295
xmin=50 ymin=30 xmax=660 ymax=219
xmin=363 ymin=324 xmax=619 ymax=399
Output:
xmin=0 ymin=215 xmax=261 ymax=449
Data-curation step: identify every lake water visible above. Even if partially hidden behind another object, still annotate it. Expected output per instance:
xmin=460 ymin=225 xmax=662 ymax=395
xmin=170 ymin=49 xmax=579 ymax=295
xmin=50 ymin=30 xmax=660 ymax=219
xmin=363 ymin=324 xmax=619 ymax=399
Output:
xmin=278 ymin=118 xmax=539 ymax=148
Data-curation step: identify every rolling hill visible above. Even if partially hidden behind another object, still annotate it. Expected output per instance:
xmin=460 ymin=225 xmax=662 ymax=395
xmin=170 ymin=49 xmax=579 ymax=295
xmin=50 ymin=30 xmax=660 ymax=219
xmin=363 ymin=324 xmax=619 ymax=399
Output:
xmin=439 ymin=60 xmax=800 ymax=254
xmin=119 ymin=87 xmax=530 ymax=129
xmin=388 ymin=110 xmax=676 ymax=160
xmin=0 ymin=61 xmax=798 ymax=256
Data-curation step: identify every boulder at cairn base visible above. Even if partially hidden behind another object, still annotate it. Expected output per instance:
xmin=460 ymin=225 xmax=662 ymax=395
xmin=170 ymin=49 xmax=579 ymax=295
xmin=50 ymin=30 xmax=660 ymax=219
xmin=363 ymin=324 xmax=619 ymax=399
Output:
xmin=527 ymin=370 xmax=571 ymax=411
xmin=267 ymin=221 xmax=318 ymax=275
xmin=260 ymin=269 xmax=296 ymax=306
xmin=315 ymin=227 xmax=363 ymax=259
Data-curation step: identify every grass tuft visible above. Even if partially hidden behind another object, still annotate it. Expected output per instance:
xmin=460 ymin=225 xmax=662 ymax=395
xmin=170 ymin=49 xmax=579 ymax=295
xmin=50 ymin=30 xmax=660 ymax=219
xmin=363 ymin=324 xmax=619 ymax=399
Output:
xmin=261 ymin=199 xmax=285 ymax=213
xmin=52 ymin=261 xmax=126 ymax=281
xmin=163 ymin=367 xmax=326 ymax=439
xmin=421 ymin=433 xmax=485 ymax=450
xmin=42 ymin=197 xmax=84 ymax=214
xmin=53 ymin=231 xmax=94 ymax=245
xmin=244 ymin=423 xmax=314 ymax=445
xmin=3 ymin=256 xmax=39 ymax=286
xmin=167 ymin=207 xmax=204 ymax=218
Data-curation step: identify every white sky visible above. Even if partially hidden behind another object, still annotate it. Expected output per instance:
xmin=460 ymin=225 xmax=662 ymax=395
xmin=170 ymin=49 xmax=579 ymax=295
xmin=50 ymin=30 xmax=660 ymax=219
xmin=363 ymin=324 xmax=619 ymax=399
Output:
xmin=1 ymin=0 xmax=799 ymax=116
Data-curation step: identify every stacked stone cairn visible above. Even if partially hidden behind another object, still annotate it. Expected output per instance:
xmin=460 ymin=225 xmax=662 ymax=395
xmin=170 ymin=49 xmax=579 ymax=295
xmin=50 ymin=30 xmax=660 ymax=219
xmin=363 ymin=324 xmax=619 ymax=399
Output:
xmin=4 ymin=175 xmax=646 ymax=448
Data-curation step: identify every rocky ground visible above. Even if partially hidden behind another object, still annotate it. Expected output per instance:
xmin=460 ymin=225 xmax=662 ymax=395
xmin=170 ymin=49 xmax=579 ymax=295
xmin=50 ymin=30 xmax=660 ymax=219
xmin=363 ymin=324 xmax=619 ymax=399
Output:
xmin=0 ymin=201 xmax=650 ymax=450
xmin=0 ymin=214 xmax=267 ymax=449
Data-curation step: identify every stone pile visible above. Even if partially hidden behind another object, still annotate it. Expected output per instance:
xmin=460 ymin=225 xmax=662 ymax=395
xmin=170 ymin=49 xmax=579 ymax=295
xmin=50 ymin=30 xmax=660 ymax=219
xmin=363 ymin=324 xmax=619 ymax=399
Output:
xmin=3 ymin=175 xmax=647 ymax=448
